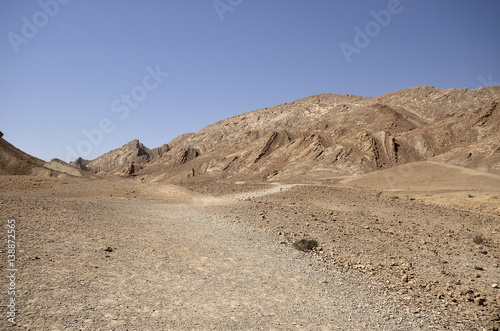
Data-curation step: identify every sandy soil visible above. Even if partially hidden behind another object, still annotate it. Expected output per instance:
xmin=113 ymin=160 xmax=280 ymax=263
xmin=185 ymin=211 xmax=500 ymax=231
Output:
xmin=0 ymin=175 xmax=499 ymax=330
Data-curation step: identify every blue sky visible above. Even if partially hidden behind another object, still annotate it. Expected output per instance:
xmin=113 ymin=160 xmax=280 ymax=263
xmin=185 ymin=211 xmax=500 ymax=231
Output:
xmin=1 ymin=0 xmax=499 ymax=162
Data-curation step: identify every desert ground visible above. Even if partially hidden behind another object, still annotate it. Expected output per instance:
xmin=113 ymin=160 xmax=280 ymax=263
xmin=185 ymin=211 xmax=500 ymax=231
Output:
xmin=1 ymin=161 xmax=499 ymax=330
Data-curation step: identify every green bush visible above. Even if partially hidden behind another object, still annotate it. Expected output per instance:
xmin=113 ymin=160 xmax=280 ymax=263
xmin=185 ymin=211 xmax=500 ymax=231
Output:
xmin=293 ymin=239 xmax=319 ymax=252
xmin=472 ymin=233 xmax=487 ymax=245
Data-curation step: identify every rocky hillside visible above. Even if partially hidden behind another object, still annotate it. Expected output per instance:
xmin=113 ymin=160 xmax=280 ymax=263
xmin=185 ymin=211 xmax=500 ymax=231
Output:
xmin=80 ymin=86 xmax=500 ymax=181
xmin=0 ymin=136 xmax=90 ymax=177
xmin=71 ymin=139 xmax=170 ymax=174
xmin=0 ymin=136 xmax=45 ymax=175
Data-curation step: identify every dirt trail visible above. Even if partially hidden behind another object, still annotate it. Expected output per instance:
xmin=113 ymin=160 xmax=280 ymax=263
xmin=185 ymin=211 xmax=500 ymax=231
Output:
xmin=0 ymin=179 xmax=454 ymax=330
xmin=221 ymin=183 xmax=298 ymax=201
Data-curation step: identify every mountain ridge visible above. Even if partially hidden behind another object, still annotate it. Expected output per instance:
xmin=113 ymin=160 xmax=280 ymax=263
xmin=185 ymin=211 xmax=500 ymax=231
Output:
xmin=74 ymin=85 xmax=500 ymax=181
xmin=4 ymin=85 xmax=498 ymax=181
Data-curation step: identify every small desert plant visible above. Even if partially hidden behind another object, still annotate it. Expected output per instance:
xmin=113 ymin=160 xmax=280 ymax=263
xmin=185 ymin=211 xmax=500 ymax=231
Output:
xmin=472 ymin=233 xmax=487 ymax=245
xmin=293 ymin=239 xmax=319 ymax=252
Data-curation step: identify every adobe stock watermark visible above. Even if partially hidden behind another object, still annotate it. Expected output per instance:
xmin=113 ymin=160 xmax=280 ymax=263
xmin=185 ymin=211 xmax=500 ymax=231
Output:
xmin=213 ymin=0 xmax=243 ymax=21
xmin=476 ymin=74 xmax=499 ymax=89
xmin=7 ymin=0 xmax=71 ymax=54
xmin=340 ymin=0 xmax=411 ymax=64
xmin=6 ymin=219 xmax=17 ymax=324
xmin=65 ymin=65 xmax=169 ymax=163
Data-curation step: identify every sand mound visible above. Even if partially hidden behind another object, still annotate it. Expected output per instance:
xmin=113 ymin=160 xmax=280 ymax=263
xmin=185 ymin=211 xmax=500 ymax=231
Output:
xmin=341 ymin=161 xmax=500 ymax=191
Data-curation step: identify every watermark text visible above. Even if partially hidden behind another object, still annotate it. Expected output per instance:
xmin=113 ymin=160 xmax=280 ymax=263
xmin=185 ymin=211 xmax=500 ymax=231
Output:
xmin=340 ymin=0 xmax=410 ymax=64
xmin=65 ymin=65 xmax=169 ymax=163
xmin=213 ymin=0 xmax=243 ymax=21
xmin=6 ymin=219 xmax=17 ymax=324
xmin=7 ymin=0 xmax=71 ymax=54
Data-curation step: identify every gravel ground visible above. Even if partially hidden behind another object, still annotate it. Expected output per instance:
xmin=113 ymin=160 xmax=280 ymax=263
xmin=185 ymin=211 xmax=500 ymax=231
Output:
xmin=185 ymin=181 xmax=500 ymax=330
xmin=0 ymin=177 xmax=496 ymax=329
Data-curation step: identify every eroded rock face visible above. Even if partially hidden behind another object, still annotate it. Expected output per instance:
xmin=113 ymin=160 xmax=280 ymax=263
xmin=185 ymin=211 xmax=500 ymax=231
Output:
xmin=71 ymin=157 xmax=90 ymax=171
xmin=69 ymin=86 xmax=500 ymax=181
xmin=78 ymin=139 xmax=156 ymax=174
xmin=124 ymin=162 xmax=136 ymax=175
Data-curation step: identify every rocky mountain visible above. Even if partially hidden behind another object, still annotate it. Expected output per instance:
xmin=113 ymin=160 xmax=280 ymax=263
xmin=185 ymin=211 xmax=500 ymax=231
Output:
xmin=0 ymin=135 xmax=90 ymax=177
xmin=78 ymin=86 xmax=500 ymax=181
xmin=71 ymin=139 xmax=169 ymax=174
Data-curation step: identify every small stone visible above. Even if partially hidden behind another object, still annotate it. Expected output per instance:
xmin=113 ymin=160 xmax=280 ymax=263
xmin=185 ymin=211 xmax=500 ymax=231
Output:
xmin=104 ymin=247 xmax=113 ymax=252
xmin=474 ymin=266 xmax=484 ymax=271
xmin=406 ymin=307 xmax=420 ymax=314
xmin=492 ymin=284 xmax=499 ymax=289
xmin=474 ymin=297 xmax=486 ymax=306
xmin=401 ymin=274 xmax=409 ymax=282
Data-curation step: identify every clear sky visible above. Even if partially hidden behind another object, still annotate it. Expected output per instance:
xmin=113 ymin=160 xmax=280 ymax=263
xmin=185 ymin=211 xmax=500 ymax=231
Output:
xmin=1 ymin=0 xmax=499 ymax=162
